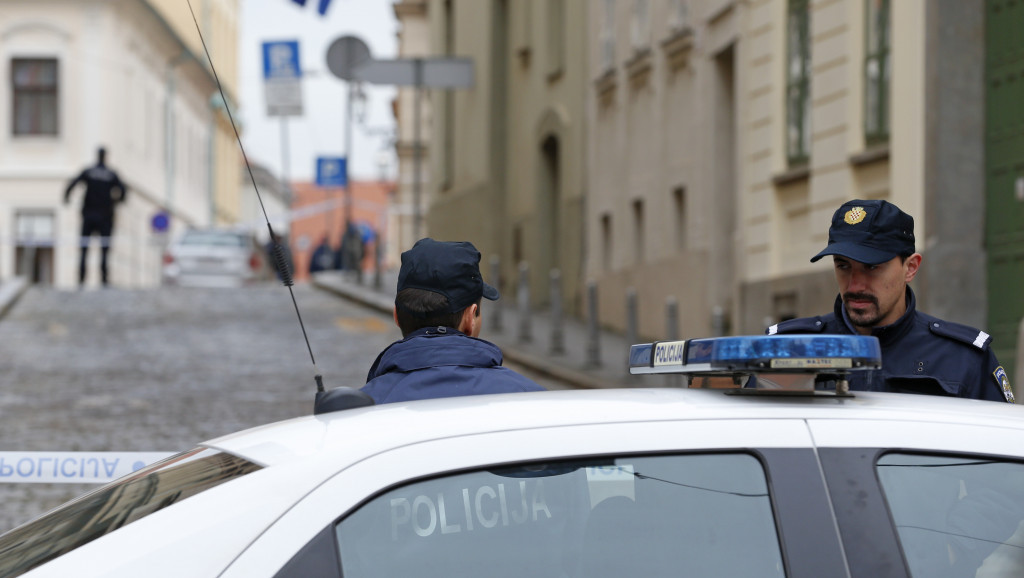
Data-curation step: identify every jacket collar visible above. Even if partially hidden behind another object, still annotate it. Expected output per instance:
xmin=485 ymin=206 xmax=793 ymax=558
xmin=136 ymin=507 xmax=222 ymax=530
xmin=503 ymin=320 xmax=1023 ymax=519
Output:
xmin=834 ymin=286 xmax=916 ymax=347
xmin=365 ymin=326 xmax=502 ymax=381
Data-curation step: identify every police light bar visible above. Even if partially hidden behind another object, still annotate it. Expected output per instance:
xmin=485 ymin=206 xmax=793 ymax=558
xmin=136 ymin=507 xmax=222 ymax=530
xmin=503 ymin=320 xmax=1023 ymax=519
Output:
xmin=629 ymin=335 xmax=881 ymax=376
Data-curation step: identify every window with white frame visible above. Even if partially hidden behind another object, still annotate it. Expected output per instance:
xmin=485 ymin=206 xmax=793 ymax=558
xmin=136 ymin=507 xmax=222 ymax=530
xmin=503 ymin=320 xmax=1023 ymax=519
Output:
xmin=786 ymin=0 xmax=810 ymax=165
xmin=864 ymin=0 xmax=890 ymax=145
xmin=601 ymin=0 xmax=616 ymax=72
xmin=631 ymin=0 xmax=651 ymax=52
xmin=12 ymin=58 xmax=59 ymax=136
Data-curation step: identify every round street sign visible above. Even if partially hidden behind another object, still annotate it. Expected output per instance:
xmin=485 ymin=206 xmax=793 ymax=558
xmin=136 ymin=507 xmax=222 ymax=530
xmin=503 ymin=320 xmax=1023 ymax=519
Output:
xmin=326 ymin=35 xmax=372 ymax=81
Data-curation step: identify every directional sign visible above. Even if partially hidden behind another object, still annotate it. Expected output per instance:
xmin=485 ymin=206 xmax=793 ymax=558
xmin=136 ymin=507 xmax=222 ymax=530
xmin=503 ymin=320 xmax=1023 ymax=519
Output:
xmin=262 ymin=40 xmax=303 ymax=117
xmin=353 ymin=57 xmax=474 ymax=88
xmin=316 ymin=156 xmax=347 ymax=188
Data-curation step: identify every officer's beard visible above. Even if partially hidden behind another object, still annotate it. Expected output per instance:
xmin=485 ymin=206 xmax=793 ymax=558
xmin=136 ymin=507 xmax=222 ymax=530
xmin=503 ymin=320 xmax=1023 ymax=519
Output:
xmin=843 ymin=292 xmax=882 ymax=327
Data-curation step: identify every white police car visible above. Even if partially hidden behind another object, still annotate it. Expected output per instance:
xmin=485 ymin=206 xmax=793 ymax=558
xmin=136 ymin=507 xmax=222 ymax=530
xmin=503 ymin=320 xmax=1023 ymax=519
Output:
xmin=2 ymin=335 xmax=1024 ymax=578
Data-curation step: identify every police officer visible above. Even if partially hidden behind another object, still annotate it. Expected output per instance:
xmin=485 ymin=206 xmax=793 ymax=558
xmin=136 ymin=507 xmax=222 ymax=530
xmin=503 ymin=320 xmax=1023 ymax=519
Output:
xmin=767 ymin=199 xmax=1013 ymax=402
xmin=64 ymin=147 xmax=128 ymax=287
xmin=362 ymin=238 xmax=544 ymax=404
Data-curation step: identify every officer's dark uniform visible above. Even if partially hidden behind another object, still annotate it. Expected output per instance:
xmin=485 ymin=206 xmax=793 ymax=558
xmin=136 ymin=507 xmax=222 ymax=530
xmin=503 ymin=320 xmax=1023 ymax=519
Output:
xmin=362 ymin=238 xmax=544 ymax=404
xmin=767 ymin=198 xmax=1014 ymax=403
xmin=768 ymin=287 xmax=1012 ymax=401
xmin=64 ymin=148 xmax=127 ymax=286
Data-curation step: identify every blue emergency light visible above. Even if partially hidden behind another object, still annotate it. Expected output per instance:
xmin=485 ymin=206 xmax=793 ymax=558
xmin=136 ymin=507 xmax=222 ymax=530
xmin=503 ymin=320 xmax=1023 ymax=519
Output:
xmin=629 ymin=335 xmax=881 ymax=376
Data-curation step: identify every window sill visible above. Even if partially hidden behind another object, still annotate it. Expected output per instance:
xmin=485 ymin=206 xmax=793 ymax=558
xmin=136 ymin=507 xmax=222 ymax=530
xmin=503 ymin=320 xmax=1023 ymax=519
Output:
xmin=772 ymin=164 xmax=810 ymax=187
xmin=661 ymin=27 xmax=694 ymax=71
xmin=624 ymin=48 xmax=652 ymax=87
xmin=848 ymin=144 xmax=890 ymax=167
xmin=594 ymin=69 xmax=617 ymax=105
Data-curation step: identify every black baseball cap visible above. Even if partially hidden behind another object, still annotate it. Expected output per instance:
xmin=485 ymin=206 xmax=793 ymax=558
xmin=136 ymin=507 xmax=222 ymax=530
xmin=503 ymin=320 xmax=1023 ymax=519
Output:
xmin=810 ymin=199 xmax=916 ymax=265
xmin=396 ymin=238 xmax=499 ymax=313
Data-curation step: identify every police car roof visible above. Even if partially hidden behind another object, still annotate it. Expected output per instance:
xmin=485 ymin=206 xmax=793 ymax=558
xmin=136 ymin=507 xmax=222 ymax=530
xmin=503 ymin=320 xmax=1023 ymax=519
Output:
xmin=204 ymin=387 xmax=1024 ymax=472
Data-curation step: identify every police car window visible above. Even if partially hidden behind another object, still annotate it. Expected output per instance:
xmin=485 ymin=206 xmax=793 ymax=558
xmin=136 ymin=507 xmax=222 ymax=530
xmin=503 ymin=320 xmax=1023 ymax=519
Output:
xmin=335 ymin=453 xmax=785 ymax=577
xmin=876 ymin=453 xmax=1024 ymax=578
xmin=0 ymin=448 xmax=261 ymax=576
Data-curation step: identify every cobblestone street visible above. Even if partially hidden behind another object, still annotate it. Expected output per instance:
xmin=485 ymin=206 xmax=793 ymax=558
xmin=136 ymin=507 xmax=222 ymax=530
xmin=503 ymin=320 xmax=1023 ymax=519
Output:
xmin=0 ymin=283 xmax=401 ymax=532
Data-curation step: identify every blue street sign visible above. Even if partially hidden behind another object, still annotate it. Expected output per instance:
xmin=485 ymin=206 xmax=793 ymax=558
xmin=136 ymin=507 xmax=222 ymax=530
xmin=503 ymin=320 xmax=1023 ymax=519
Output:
xmin=151 ymin=211 xmax=169 ymax=233
xmin=316 ymin=157 xmax=347 ymax=187
xmin=262 ymin=40 xmax=302 ymax=80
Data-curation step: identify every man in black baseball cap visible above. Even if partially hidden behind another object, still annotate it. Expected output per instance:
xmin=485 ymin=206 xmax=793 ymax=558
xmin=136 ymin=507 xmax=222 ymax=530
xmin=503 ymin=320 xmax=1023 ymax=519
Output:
xmin=362 ymin=238 xmax=544 ymax=404
xmin=768 ymin=199 xmax=1013 ymax=403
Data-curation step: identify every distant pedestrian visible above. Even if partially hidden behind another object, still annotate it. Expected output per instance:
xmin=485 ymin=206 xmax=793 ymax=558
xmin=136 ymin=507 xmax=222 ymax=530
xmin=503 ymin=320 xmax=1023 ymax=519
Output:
xmin=64 ymin=147 xmax=128 ymax=287
xmin=309 ymin=236 xmax=334 ymax=274
xmin=767 ymin=199 xmax=1013 ymax=402
xmin=362 ymin=238 xmax=545 ymax=404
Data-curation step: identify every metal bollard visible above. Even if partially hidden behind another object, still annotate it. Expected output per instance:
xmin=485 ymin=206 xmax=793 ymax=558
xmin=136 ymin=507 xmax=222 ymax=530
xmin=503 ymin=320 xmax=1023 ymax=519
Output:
xmin=490 ymin=255 xmax=503 ymax=333
xmin=666 ymin=297 xmax=679 ymax=341
xmin=550 ymin=269 xmax=564 ymax=355
xmin=625 ymin=288 xmax=638 ymax=347
xmin=586 ymin=281 xmax=602 ymax=367
xmin=626 ymin=288 xmax=638 ymax=380
xmin=666 ymin=296 xmax=681 ymax=388
xmin=373 ymin=240 xmax=383 ymax=291
xmin=517 ymin=262 xmax=531 ymax=343
xmin=712 ymin=305 xmax=727 ymax=337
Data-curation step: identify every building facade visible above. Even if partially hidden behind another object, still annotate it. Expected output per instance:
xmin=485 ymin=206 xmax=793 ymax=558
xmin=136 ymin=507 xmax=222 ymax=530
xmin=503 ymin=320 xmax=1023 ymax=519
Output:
xmin=423 ymin=0 xmax=588 ymax=313
xmin=412 ymin=0 xmax=1021 ymax=380
xmin=0 ymin=0 xmax=241 ymax=288
xmin=390 ymin=0 xmax=431 ymax=264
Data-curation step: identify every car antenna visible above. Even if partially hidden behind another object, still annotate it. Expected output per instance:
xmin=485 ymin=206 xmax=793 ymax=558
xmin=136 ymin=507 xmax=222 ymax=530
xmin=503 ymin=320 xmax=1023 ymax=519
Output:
xmin=186 ymin=0 xmax=325 ymax=395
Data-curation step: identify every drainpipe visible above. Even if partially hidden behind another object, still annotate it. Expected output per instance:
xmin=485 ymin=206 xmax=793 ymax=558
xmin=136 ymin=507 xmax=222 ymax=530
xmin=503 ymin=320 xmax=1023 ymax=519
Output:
xmin=203 ymin=0 xmax=217 ymax=227
xmin=165 ymin=51 xmax=190 ymax=218
xmin=209 ymin=93 xmax=226 ymax=226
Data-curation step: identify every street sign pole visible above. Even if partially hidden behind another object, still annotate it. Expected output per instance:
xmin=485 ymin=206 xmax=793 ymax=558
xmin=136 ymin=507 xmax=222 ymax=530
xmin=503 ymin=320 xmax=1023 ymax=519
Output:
xmin=352 ymin=57 xmax=474 ymax=242
xmin=413 ymin=60 xmax=423 ymax=240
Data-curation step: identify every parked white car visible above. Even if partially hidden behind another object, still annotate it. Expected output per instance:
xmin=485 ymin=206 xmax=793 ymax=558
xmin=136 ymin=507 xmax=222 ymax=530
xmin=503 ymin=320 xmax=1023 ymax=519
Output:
xmin=161 ymin=229 xmax=266 ymax=288
xmin=2 ymin=336 xmax=1023 ymax=578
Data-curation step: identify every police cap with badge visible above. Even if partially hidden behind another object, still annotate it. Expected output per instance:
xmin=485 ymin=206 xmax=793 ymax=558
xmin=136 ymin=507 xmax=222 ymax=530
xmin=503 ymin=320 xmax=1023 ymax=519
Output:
xmin=811 ymin=199 xmax=916 ymax=265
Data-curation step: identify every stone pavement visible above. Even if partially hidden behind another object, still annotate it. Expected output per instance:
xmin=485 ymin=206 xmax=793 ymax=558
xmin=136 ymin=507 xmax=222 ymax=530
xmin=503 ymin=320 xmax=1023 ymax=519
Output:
xmin=0 ymin=276 xmax=29 ymax=321
xmin=311 ymin=270 xmax=641 ymax=390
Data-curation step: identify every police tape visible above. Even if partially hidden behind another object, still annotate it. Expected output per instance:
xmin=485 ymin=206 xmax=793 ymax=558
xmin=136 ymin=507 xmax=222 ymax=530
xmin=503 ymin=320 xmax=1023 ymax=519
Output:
xmin=0 ymin=452 xmax=175 ymax=484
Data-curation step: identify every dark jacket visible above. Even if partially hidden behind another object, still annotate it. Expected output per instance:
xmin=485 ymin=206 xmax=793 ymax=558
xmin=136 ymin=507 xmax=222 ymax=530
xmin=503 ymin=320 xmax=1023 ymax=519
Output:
xmin=362 ymin=326 xmax=545 ymax=404
xmin=65 ymin=163 xmax=127 ymax=216
xmin=767 ymin=288 xmax=1013 ymax=402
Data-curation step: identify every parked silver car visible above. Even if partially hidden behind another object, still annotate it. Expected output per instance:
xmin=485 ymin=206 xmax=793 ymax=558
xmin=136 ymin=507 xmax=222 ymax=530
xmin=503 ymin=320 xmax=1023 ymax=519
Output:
xmin=161 ymin=229 xmax=266 ymax=288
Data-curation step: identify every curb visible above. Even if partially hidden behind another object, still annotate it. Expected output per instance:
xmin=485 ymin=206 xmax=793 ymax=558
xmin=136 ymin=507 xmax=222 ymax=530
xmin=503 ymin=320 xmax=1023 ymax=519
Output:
xmin=0 ymin=277 xmax=30 ymax=321
xmin=311 ymin=275 xmax=624 ymax=390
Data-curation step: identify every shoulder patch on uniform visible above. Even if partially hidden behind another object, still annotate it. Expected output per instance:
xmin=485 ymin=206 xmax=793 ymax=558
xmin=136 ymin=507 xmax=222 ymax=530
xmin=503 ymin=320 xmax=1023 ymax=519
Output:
xmin=994 ymin=366 xmax=1015 ymax=403
xmin=926 ymin=319 xmax=992 ymax=350
xmin=767 ymin=316 xmax=828 ymax=336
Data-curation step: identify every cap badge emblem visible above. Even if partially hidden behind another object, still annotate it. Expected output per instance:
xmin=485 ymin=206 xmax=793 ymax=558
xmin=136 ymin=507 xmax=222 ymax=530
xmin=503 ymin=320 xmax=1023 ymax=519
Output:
xmin=844 ymin=207 xmax=866 ymax=225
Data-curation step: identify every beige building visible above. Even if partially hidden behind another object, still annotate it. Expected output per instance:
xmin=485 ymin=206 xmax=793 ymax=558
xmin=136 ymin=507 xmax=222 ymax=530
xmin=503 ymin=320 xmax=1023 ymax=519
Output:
xmin=423 ymin=0 xmax=588 ymax=313
xmin=390 ymin=0 xmax=431 ymax=264
xmin=587 ymin=1 xmax=1004 ymax=358
xmin=418 ymin=0 xmax=1020 ymax=377
xmin=0 ymin=0 xmax=241 ymax=288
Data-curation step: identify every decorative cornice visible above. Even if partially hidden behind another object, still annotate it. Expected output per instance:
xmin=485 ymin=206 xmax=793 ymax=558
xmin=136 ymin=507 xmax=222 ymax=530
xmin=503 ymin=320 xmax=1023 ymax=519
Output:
xmin=393 ymin=0 xmax=427 ymax=19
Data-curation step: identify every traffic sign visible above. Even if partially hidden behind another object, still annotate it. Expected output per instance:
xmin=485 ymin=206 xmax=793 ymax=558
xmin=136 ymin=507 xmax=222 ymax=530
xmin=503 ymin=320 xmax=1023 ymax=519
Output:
xmin=326 ymin=36 xmax=372 ymax=81
xmin=316 ymin=157 xmax=347 ymax=188
xmin=353 ymin=57 xmax=474 ymax=88
xmin=151 ymin=211 xmax=169 ymax=233
xmin=262 ymin=40 xmax=304 ymax=117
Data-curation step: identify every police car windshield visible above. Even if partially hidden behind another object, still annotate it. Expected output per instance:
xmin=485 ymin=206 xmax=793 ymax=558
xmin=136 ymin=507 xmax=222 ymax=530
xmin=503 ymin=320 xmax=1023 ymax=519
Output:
xmin=0 ymin=448 xmax=261 ymax=576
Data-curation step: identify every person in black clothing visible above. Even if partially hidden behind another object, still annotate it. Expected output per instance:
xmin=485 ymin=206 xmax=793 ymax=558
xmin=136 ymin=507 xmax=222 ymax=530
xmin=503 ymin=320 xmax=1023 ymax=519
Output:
xmin=64 ymin=147 xmax=128 ymax=287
